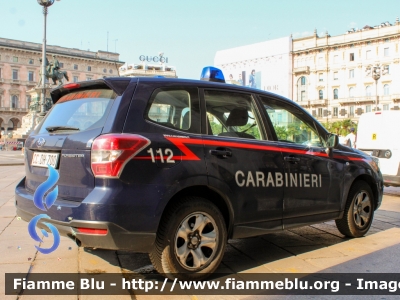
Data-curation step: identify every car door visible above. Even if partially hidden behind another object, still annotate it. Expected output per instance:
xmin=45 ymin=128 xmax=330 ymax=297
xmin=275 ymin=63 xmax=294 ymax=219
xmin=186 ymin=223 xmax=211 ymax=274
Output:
xmin=202 ymin=89 xmax=285 ymax=237
xmin=120 ymin=84 xmax=209 ymax=233
xmin=258 ymin=95 xmax=344 ymax=227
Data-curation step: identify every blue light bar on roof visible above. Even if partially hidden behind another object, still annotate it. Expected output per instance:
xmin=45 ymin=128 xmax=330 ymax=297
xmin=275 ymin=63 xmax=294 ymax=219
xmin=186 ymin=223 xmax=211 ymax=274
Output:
xmin=200 ymin=66 xmax=225 ymax=83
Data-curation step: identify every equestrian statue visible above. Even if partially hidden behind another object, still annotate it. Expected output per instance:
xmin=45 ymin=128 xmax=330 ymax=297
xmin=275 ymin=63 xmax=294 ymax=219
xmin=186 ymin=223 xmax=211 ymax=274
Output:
xmin=38 ymin=55 xmax=69 ymax=86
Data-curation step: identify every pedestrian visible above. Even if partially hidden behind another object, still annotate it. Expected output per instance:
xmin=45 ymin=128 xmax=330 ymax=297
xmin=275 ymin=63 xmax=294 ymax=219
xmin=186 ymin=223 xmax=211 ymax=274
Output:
xmin=237 ymin=74 xmax=244 ymax=86
xmin=249 ymin=69 xmax=256 ymax=88
xmin=344 ymin=127 xmax=356 ymax=148
xmin=228 ymin=74 xmax=234 ymax=84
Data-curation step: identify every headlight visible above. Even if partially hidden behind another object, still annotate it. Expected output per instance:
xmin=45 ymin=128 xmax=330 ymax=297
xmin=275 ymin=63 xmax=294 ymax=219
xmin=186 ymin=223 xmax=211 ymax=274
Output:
xmin=370 ymin=156 xmax=380 ymax=171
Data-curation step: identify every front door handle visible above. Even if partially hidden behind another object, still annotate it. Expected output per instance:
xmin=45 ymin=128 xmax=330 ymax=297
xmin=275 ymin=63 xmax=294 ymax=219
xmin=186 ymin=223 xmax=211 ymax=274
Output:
xmin=210 ymin=149 xmax=232 ymax=159
xmin=284 ymin=156 xmax=300 ymax=162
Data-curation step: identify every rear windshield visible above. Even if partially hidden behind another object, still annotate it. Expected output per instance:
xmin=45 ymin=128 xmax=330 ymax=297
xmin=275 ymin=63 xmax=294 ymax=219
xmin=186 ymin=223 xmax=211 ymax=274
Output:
xmin=38 ymin=89 xmax=116 ymax=134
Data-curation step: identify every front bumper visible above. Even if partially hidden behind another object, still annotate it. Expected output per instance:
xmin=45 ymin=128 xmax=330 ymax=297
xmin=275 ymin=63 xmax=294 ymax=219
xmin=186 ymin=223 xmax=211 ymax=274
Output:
xmin=15 ymin=177 xmax=156 ymax=253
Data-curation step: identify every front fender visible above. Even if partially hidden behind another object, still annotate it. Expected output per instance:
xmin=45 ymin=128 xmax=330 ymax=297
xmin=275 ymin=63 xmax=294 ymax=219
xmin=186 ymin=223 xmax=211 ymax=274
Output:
xmin=341 ymin=161 xmax=383 ymax=211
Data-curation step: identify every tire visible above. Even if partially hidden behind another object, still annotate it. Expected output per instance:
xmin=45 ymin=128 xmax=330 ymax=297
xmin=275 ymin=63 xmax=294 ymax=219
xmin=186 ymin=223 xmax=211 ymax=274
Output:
xmin=335 ymin=181 xmax=374 ymax=237
xmin=150 ymin=196 xmax=227 ymax=281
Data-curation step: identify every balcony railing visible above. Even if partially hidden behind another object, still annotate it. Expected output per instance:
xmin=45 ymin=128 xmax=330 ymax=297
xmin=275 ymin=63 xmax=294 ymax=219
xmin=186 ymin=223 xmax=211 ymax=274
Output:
xmin=310 ymin=99 xmax=327 ymax=106
xmin=121 ymin=69 xmax=177 ymax=78
xmin=337 ymin=96 xmax=376 ymax=104
xmin=297 ymin=100 xmax=310 ymax=107
xmin=0 ymin=79 xmax=39 ymax=86
xmin=293 ymin=66 xmax=310 ymax=75
xmin=392 ymin=94 xmax=400 ymax=101
xmin=0 ymin=107 xmax=28 ymax=112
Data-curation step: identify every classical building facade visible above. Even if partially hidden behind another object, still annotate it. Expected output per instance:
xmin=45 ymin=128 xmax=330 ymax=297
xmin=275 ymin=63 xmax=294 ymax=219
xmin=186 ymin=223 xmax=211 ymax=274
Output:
xmin=0 ymin=37 xmax=124 ymax=132
xmin=214 ymin=18 xmax=400 ymax=124
xmin=292 ymin=18 xmax=400 ymax=122
xmin=119 ymin=54 xmax=177 ymax=78
xmin=120 ymin=63 xmax=177 ymax=78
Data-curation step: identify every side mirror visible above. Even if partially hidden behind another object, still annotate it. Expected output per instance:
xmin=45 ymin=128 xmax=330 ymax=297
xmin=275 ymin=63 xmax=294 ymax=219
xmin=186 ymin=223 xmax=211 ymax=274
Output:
xmin=326 ymin=134 xmax=338 ymax=149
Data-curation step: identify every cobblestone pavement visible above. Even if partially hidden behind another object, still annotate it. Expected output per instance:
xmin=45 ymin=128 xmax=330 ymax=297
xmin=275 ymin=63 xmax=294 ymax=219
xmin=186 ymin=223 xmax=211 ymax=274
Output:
xmin=1 ymin=164 xmax=400 ymax=300
xmin=0 ymin=150 xmax=24 ymax=166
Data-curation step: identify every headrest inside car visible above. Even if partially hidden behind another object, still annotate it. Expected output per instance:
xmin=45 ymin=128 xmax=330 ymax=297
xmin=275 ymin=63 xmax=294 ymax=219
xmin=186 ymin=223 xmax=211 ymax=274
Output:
xmin=226 ymin=107 xmax=248 ymax=126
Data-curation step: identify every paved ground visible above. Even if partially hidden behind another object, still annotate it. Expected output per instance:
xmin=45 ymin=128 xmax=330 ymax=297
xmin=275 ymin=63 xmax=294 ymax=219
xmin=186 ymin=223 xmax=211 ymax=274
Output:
xmin=0 ymin=150 xmax=24 ymax=166
xmin=1 ymin=160 xmax=400 ymax=299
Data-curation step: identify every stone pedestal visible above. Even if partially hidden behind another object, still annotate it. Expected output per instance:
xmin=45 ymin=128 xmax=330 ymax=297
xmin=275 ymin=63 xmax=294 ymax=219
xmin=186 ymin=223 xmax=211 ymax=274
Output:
xmin=13 ymin=86 xmax=52 ymax=138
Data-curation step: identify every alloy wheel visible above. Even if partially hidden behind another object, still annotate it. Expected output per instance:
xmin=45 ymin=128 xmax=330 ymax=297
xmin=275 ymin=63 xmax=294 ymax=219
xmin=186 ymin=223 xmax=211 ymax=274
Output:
xmin=174 ymin=212 xmax=218 ymax=270
xmin=352 ymin=190 xmax=372 ymax=229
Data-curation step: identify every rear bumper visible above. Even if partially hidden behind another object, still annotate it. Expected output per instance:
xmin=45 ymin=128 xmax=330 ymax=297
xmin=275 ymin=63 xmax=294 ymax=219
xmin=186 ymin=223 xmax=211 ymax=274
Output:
xmin=16 ymin=207 xmax=155 ymax=252
xmin=15 ymin=177 xmax=156 ymax=253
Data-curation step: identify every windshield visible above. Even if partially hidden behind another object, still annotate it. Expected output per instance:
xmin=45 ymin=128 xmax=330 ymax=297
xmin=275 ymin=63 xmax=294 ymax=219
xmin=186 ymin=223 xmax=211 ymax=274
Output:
xmin=38 ymin=89 xmax=116 ymax=134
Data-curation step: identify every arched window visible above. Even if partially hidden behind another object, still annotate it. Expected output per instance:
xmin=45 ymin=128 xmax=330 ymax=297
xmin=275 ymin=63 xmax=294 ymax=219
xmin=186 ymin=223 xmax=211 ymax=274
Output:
xmin=319 ymin=90 xmax=324 ymax=100
xmin=7 ymin=119 xmax=14 ymax=130
xmin=11 ymin=95 xmax=18 ymax=108
xmin=384 ymin=84 xmax=390 ymax=96
xmin=349 ymin=87 xmax=354 ymax=98
xmin=297 ymin=76 xmax=307 ymax=101
xmin=365 ymin=86 xmax=371 ymax=97
xmin=333 ymin=89 xmax=338 ymax=99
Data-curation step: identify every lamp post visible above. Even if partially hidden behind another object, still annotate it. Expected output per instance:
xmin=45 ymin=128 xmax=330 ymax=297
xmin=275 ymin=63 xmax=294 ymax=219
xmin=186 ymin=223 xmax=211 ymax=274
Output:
xmin=366 ymin=64 xmax=381 ymax=111
xmin=37 ymin=0 xmax=55 ymax=115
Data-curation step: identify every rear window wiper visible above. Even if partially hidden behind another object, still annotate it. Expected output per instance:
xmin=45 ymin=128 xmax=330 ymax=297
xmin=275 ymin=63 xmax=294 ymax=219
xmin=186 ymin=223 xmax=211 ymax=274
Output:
xmin=45 ymin=126 xmax=80 ymax=132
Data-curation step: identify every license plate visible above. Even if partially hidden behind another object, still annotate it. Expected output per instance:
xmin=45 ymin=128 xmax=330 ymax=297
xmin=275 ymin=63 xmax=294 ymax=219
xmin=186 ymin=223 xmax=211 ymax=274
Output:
xmin=32 ymin=152 xmax=60 ymax=168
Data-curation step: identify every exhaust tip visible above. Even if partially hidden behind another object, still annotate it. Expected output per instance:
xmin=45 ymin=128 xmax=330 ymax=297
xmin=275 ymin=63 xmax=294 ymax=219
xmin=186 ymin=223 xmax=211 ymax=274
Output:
xmin=75 ymin=238 xmax=82 ymax=247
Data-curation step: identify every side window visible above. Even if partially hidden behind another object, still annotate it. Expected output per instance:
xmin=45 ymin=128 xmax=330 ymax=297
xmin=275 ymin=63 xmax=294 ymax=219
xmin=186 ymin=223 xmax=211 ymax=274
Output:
xmin=259 ymin=96 xmax=325 ymax=147
xmin=207 ymin=112 xmax=227 ymax=136
xmin=146 ymin=88 xmax=200 ymax=134
xmin=204 ymin=90 xmax=263 ymax=140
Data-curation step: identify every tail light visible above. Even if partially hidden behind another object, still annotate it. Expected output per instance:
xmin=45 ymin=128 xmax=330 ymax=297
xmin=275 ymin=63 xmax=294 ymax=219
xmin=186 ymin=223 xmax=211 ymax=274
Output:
xmin=76 ymin=228 xmax=108 ymax=235
xmin=91 ymin=134 xmax=150 ymax=178
xmin=63 ymin=83 xmax=81 ymax=89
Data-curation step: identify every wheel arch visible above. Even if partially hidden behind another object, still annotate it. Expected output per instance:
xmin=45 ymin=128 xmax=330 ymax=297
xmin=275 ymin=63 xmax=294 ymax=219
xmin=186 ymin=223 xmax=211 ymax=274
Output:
xmin=158 ymin=185 xmax=234 ymax=238
xmin=351 ymin=174 xmax=380 ymax=211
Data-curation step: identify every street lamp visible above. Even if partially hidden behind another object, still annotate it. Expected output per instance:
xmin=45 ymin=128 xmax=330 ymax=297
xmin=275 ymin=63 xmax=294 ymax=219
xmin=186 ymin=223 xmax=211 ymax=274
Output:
xmin=366 ymin=64 xmax=381 ymax=111
xmin=37 ymin=0 xmax=55 ymax=115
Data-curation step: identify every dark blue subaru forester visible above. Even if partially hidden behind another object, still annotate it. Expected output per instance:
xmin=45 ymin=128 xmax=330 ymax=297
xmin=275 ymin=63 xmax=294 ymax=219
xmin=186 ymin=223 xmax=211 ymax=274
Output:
xmin=16 ymin=67 xmax=383 ymax=280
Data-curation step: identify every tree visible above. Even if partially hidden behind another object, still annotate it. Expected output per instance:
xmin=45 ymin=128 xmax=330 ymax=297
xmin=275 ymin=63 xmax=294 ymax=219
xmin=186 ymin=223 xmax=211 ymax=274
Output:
xmin=274 ymin=126 xmax=288 ymax=140
xmin=320 ymin=119 xmax=357 ymax=136
xmin=287 ymin=123 xmax=302 ymax=142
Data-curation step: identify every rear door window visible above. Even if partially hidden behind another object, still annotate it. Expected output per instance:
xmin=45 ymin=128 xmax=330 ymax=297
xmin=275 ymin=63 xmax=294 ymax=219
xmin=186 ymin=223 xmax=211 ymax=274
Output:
xmin=204 ymin=90 xmax=264 ymax=140
xmin=146 ymin=88 xmax=201 ymax=134
xmin=39 ymin=89 xmax=116 ymax=134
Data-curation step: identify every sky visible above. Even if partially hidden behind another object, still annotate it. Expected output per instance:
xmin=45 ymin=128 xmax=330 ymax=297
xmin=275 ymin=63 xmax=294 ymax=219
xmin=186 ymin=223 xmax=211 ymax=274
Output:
xmin=1 ymin=0 xmax=399 ymax=80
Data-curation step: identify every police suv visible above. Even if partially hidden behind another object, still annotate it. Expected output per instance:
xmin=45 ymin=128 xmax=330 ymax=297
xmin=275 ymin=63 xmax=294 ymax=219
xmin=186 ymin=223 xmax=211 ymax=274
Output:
xmin=15 ymin=67 xmax=383 ymax=280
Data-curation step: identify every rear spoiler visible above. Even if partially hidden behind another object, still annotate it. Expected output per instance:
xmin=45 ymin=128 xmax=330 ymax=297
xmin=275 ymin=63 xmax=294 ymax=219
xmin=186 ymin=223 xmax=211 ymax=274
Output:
xmin=50 ymin=77 xmax=137 ymax=103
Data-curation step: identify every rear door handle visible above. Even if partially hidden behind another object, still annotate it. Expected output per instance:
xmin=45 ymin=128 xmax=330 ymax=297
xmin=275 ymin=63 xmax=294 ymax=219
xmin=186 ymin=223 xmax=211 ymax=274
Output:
xmin=210 ymin=149 xmax=232 ymax=158
xmin=284 ymin=156 xmax=300 ymax=162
